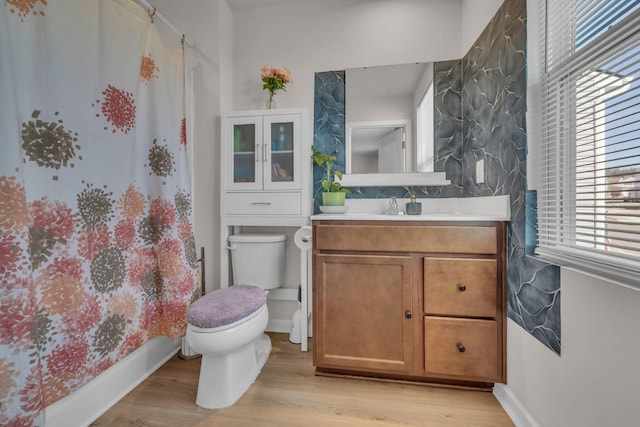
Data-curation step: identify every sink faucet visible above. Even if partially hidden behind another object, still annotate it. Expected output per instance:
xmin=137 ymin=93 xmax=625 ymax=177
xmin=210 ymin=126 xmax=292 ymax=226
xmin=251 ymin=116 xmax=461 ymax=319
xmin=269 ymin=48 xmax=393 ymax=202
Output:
xmin=382 ymin=197 xmax=405 ymax=215
xmin=390 ymin=197 xmax=398 ymax=213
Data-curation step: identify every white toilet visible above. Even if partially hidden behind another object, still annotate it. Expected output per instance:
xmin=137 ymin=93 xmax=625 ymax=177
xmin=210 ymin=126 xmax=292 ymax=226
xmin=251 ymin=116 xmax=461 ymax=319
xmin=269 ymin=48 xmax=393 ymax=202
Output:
xmin=186 ymin=233 xmax=285 ymax=409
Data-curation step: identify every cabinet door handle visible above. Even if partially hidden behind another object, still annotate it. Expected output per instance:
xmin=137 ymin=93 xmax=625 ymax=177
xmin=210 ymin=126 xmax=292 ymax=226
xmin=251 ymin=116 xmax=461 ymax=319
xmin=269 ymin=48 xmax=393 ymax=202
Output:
xmin=255 ymin=143 xmax=261 ymax=162
xmin=457 ymin=284 xmax=467 ymax=292
xmin=405 ymin=311 xmax=412 ymax=319
xmin=457 ymin=343 xmax=466 ymax=353
xmin=263 ymin=144 xmax=268 ymax=163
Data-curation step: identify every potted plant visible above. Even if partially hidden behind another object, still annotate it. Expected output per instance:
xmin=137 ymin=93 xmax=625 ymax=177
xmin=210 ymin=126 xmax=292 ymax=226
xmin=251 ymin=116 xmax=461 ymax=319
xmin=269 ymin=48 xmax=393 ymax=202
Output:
xmin=311 ymin=145 xmax=350 ymax=206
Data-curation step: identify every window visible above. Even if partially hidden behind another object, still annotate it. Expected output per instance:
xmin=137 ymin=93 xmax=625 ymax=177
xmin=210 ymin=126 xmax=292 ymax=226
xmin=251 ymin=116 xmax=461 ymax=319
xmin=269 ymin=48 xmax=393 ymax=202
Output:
xmin=532 ymin=0 xmax=640 ymax=286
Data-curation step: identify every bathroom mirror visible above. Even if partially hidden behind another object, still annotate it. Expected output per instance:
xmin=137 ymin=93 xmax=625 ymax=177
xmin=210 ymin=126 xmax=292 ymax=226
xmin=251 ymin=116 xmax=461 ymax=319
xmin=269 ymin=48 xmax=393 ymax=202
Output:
xmin=339 ymin=63 xmax=449 ymax=187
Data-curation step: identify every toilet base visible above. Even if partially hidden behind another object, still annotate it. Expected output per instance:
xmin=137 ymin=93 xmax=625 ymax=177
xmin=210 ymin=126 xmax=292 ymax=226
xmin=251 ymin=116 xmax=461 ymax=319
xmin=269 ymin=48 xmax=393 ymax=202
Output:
xmin=195 ymin=333 xmax=272 ymax=409
xmin=254 ymin=333 xmax=271 ymax=370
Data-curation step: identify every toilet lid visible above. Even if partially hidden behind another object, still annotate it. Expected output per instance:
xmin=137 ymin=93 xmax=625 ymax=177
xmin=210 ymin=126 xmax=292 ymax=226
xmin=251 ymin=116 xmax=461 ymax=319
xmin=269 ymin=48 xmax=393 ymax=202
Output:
xmin=186 ymin=285 xmax=267 ymax=329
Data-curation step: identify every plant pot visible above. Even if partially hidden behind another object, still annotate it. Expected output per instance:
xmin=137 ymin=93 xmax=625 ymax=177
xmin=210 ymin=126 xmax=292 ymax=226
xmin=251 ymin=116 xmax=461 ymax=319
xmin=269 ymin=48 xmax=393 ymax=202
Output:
xmin=322 ymin=192 xmax=346 ymax=206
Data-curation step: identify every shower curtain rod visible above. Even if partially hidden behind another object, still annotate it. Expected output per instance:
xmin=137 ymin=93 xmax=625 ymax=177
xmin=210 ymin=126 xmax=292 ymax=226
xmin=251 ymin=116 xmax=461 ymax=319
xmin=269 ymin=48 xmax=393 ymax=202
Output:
xmin=133 ymin=0 xmax=195 ymax=49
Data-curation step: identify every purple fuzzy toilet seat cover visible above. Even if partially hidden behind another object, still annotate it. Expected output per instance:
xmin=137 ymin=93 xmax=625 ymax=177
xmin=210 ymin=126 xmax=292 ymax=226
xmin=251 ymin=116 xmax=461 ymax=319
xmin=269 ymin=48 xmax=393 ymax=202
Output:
xmin=187 ymin=285 xmax=267 ymax=329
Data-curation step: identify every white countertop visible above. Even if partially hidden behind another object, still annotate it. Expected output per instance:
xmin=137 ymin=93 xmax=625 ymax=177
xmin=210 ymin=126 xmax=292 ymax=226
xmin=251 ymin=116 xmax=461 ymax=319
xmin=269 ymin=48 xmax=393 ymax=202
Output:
xmin=311 ymin=195 xmax=511 ymax=222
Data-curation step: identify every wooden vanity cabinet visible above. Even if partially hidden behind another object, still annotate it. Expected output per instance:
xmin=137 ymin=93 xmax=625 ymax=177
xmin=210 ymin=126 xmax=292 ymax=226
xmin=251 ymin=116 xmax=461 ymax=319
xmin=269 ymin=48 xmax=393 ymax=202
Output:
xmin=312 ymin=220 xmax=507 ymax=388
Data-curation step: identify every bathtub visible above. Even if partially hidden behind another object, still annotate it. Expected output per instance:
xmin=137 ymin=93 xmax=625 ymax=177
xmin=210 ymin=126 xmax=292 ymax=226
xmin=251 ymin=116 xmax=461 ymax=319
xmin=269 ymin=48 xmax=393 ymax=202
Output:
xmin=45 ymin=336 xmax=181 ymax=427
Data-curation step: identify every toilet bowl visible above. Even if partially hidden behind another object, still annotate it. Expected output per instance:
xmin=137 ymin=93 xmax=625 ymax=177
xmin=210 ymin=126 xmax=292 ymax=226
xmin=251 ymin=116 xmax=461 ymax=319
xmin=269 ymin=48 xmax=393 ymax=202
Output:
xmin=185 ymin=233 xmax=286 ymax=409
xmin=186 ymin=285 xmax=270 ymax=409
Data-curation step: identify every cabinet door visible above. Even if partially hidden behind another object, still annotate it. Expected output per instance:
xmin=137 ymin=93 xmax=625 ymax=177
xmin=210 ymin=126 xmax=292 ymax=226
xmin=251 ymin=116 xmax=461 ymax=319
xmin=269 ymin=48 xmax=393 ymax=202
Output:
xmin=263 ymin=114 xmax=301 ymax=190
xmin=225 ymin=116 xmax=263 ymax=191
xmin=314 ymin=254 xmax=413 ymax=374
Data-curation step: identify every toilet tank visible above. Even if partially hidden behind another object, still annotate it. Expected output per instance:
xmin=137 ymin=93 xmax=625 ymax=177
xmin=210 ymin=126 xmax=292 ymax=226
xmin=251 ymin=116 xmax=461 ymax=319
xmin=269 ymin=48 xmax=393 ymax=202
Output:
xmin=228 ymin=233 xmax=286 ymax=290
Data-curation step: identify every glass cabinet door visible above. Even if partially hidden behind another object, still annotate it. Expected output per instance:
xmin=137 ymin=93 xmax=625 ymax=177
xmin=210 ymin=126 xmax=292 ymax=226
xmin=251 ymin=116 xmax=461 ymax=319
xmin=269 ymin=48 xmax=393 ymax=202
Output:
xmin=226 ymin=116 xmax=262 ymax=191
xmin=225 ymin=113 xmax=301 ymax=192
xmin=263 ymin=114 xmax=301 ymax=190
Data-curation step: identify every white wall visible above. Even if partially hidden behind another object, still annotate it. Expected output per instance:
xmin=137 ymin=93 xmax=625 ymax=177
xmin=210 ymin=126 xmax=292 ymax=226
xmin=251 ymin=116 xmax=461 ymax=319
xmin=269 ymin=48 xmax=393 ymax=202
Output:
xmin=231 ymin=0 xmax=465 ymax=112
xmin=506 ymin=269 xmax=640 ymax=427
xmin=461 ymin=0 xmax=503 ymax=56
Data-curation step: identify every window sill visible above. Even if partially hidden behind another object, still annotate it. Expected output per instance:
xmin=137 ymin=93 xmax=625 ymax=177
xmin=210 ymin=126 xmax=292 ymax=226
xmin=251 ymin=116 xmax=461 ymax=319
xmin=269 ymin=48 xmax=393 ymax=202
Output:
xmin=534 ymin=247 xmax=640 ymax=291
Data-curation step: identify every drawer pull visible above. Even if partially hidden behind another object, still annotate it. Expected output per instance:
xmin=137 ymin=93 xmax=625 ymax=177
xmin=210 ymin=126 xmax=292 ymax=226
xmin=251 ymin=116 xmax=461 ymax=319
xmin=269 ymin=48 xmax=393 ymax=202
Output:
xmin=457 ymin=343 xmax=466 ymax=353
xmin=457 ymin=284 xmax=467 ymax=292
xmin=405 ymin=311 xmax=412 ymax=319
xmin=251 ymin=202 xmax=272 ymax=206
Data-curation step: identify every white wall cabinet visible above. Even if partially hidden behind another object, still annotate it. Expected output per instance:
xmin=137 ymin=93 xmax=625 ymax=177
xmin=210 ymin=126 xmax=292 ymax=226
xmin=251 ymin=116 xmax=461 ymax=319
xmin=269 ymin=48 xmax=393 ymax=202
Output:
xmin=222 ymin=110 xmax=306 ymax=216
xmin=220 ymin=108 xmax=311 ymax=351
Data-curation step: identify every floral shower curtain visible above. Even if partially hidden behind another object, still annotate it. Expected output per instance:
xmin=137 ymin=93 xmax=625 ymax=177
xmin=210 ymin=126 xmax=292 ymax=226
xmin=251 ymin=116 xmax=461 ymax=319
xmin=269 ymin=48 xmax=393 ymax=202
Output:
xmin=1 ymin=1 xmax=198 ymax=424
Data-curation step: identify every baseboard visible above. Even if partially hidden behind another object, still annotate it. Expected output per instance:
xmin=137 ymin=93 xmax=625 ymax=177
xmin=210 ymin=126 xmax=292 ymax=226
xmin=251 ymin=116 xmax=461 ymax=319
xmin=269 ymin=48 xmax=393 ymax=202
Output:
xmin=267 ymin=288 xmax=298 ymax=301
xmin=266 ymin=318 xmax=292 ymax=333
xmin=493 ymin=383 xmax=540 ymax=427
xmin=45 ymin=336 xmax=180 ymax=427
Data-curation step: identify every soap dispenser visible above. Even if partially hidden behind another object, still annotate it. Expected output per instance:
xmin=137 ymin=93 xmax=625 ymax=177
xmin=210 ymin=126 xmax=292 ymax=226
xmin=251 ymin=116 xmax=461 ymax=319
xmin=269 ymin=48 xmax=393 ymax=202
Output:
xmin=406 ymin=194 xmax=422 ymax=215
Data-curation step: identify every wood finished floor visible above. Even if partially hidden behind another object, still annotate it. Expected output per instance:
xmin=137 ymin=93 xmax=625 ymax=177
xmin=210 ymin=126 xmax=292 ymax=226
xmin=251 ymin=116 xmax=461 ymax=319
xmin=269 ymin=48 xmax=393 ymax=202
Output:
xmin=92 ymin=333 xmax=514 ymax=427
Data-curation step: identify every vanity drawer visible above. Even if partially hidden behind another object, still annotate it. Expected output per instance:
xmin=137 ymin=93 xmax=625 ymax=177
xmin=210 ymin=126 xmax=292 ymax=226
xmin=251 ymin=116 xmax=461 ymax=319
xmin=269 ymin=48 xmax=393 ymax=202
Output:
xmin=424 ymin=258 xmax=497 ymax=318
xmin=424 ymin=317 xmax=499 ymax=382
xmin=224 ymin=192 xmax=301 ymax=215
xmin=314 ymin=224 xmax=497 ymax=254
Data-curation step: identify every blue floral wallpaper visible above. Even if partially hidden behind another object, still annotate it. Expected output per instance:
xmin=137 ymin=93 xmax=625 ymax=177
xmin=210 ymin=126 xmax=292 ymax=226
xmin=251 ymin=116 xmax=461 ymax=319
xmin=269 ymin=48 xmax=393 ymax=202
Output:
xmin=461 ymin=0 xmax=561 ymax=354
xmin=313 ymin=0 xmax=561 ymax=354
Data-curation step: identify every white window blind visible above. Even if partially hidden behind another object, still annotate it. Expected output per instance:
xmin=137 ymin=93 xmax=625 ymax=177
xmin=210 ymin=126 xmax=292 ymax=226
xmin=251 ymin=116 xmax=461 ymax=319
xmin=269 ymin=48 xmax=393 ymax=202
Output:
xmin=533 ymin=0 xmax=640 ymax=287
